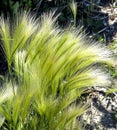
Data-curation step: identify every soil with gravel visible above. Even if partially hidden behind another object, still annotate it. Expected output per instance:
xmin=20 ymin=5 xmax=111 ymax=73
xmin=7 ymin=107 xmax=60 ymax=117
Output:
xmin=81 ymin=87 xmax=117 ymax=130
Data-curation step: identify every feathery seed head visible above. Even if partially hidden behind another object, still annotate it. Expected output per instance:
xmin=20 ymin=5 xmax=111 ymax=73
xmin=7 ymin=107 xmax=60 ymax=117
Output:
xmin=0 ymin=11 xmax=114 ymax=129
xmin=90 ymin=69 xmax=112 ymax=86
xmin=0 ymin=82 xmax=17 ymax=104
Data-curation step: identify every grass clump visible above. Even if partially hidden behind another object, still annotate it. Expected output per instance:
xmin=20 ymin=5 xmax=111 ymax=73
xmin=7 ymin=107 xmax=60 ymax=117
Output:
xmin=0 ymin=11 xmax=113 ymax=130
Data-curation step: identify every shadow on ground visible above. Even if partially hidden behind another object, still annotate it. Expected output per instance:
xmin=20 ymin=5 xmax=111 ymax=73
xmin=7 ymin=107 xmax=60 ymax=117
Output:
xmin=81 ymin=92 xmax=117 ymax=130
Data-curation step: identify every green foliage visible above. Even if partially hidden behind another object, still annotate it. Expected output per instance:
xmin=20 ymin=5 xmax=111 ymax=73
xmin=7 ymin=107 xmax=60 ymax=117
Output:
xmin=107 ymin=41 xmax=117 ymax=78
xmin=0 ymin=0 xmax=33 ymax=17
xmin=0 ymin=11 xmax=113 ymax=129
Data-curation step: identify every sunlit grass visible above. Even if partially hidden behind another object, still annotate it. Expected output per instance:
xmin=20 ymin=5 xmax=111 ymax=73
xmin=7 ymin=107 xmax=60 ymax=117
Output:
xmin=0 ymin=11 xmax=114 ymax=130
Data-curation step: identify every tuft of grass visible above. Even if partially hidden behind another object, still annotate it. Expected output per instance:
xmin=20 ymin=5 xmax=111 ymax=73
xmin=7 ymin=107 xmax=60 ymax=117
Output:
xmin=0 ymin=11 xmax=114 ymax=129
xmin=70 ymin=0 xmax=77 ymax=26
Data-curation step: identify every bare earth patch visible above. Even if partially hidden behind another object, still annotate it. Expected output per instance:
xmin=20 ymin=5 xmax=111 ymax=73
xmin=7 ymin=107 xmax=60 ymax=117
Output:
xmin=81 ymin=86 xmax=117 ymax=130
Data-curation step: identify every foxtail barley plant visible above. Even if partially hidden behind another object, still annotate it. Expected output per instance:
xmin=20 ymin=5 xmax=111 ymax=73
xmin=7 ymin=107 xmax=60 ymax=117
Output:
xmin=0 ymin=11 xmax=113 ymax=130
